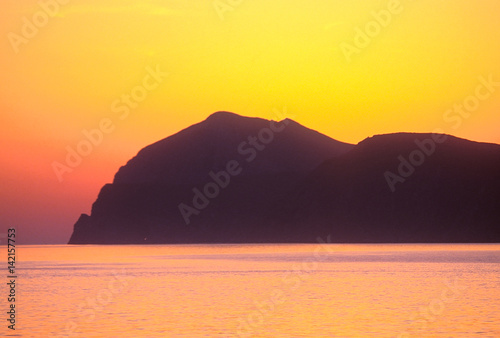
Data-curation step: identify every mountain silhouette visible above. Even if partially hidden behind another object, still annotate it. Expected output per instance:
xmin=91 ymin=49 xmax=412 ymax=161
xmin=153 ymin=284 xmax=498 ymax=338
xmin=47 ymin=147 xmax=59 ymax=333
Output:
xmin=68 ymin=113 xmax=500 ymax=244
xmin=282 ymin=133 xmax=500 ymax=242
xmin=69 ymin=112 xmax=353 ymax=243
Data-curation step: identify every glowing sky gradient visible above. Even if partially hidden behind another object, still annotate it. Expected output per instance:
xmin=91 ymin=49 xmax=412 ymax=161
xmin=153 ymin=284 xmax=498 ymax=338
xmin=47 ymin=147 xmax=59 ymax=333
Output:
xmin=1 ymin=0 xmax=499 ymax=243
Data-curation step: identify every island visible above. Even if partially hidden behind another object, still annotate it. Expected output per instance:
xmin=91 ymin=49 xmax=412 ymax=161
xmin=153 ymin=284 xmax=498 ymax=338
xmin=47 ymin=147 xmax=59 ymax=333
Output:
xmin=69 ymin=112 xmax=500 ymax=244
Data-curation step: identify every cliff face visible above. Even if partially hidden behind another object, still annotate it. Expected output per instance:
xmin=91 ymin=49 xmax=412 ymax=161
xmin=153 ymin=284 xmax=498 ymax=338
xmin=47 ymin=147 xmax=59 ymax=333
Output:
xmin=69 ymin=113 xmax=500 ymax=244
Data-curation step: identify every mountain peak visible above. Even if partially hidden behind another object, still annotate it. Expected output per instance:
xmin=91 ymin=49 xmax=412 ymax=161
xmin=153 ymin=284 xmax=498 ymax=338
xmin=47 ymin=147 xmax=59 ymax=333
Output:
xmin=205 ymin=111 xmax=243 ymax=122
xmin=203 ymin=111 xmax=259 ymax=129
xmin=205 ymin=111 xmax=296 ymax=126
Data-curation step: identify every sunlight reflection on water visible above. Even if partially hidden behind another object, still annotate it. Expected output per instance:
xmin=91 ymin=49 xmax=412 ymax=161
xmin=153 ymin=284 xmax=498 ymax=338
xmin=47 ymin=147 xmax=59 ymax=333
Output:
xmin=14 ymin=244 xmax=500 ymax=337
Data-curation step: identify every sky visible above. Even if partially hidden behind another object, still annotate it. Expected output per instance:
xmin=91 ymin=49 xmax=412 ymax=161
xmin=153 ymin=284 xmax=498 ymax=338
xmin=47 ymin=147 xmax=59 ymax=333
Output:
xmin=1 ymin=0 xmax=499 ymax=244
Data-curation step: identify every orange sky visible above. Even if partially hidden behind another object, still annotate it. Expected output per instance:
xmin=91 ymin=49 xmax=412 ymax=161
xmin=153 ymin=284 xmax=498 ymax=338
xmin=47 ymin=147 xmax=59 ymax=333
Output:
xmin=1 ymin=0 xmax=499 ymax=243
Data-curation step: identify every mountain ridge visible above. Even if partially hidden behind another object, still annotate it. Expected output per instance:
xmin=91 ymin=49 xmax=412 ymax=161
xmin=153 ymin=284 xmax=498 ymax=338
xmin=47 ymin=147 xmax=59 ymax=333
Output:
xmin=68 ymin=112 xmax=500 ymax=244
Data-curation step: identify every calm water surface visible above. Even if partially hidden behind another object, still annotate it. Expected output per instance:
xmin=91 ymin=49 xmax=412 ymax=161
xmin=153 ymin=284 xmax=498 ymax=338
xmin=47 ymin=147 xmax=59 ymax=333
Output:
xmin=11 ymin=244 xmax=500 ymax=337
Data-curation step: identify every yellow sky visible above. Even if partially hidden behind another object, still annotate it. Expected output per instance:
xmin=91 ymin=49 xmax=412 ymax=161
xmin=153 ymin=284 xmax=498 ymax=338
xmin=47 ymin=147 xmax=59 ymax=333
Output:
xmin=1 ymin=0 xmax=499 ymax=243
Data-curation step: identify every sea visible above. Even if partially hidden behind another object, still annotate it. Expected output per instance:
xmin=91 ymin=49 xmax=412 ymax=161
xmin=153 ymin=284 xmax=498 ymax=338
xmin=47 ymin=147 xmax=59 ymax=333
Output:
xmin=7 ymin=243 xmax=500 ymax=337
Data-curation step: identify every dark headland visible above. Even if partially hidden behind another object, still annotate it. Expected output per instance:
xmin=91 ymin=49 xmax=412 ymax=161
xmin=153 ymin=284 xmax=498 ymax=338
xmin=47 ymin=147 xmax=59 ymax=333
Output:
xmin=69 ymin=112 xmax=500 ymax=244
